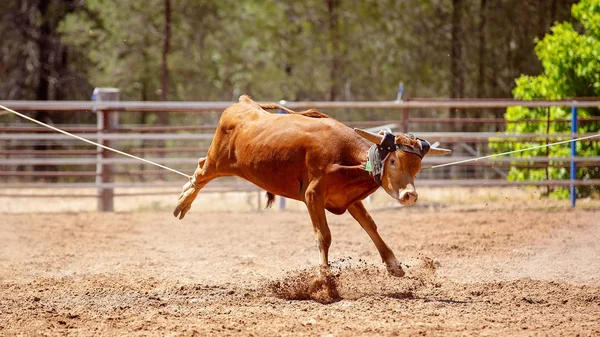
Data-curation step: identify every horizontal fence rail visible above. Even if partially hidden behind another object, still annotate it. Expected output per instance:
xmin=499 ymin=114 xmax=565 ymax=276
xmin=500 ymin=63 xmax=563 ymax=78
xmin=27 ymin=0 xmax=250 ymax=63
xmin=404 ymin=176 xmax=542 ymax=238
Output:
xmin=3 ymin=98 xmax=600 ymax=111
xmin=1 ymin=179 xmax=598 ymax=190
xmin=2 ymin=156 xmax=600 ymax=166
xmin=3 ymin=131 xmax=600 ymax=141
xmin=1 ymin=98 xmax=599 ymax=211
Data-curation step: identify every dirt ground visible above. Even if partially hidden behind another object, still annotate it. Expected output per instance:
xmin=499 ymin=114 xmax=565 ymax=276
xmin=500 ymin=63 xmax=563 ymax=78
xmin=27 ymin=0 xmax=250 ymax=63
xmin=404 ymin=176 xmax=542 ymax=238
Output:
xmin=1 ymin=196 xmax=599 ymax=336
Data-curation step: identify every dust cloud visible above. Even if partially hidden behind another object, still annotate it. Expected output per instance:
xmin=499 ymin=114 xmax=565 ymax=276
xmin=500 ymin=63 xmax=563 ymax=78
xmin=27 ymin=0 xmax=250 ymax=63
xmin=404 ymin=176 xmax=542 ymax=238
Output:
xmin=268 ymin=256 xmax=439 ymax=303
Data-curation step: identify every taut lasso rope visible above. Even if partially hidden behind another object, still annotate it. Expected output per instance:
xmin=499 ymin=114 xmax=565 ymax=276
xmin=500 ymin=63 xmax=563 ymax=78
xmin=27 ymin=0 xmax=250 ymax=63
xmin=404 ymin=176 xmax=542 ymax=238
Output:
xmin=0 ymin=104 xmax=190 ymax=178
xmin=422 ymin=134 xmax=600 ymax=170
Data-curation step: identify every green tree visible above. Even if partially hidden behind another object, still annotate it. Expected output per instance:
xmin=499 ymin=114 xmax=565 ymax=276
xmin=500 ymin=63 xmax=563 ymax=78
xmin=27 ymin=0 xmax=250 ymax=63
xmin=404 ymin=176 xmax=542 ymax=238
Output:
xmin=0 ymin=0 xmax=97 ymax=102
xmin=496 ymin=0 xmax=600 ymax=197
xmin=0 ymin=0 xmax=578 ymax=107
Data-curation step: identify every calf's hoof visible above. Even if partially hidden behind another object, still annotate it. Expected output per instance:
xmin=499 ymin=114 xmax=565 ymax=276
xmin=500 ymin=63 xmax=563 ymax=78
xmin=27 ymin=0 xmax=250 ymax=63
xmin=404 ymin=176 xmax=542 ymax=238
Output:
xmin=173 ymin=203 xmax=191 ymax=220
xmin=386 ymin=262 xmax=406 ymax=277
xmin=173 ymin=181 xmax=198 ymax=220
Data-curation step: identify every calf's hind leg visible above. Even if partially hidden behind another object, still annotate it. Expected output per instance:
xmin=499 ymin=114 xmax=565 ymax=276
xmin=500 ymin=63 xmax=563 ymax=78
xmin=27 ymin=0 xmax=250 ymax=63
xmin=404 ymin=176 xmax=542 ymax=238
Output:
xmin=304 ymin=183 xmax=332 ymax=274
xmin=173 ymin=157 xmax=217 ymax=219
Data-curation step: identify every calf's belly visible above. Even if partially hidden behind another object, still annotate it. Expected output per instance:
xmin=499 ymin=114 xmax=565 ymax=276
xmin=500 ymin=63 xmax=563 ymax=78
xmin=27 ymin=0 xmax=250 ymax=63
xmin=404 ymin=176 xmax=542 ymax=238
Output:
xmin=237 ymin=168 xmax=305 ymax=202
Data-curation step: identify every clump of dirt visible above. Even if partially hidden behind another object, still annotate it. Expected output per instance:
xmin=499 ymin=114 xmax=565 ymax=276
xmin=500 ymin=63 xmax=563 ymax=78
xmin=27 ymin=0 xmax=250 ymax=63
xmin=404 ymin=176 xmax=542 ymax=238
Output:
xmin=419 ymin=255 xmax=438 ymax=270
xmin=268 ymin=267 xmax=340 ymax=304
xmin=405 ymin=255 xmax=439 ymax=285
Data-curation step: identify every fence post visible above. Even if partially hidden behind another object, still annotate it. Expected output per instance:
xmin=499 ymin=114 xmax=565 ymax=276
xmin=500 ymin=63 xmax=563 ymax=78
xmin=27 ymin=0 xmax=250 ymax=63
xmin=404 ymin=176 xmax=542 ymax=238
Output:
xmin=396 ymin=82 xmax=404 ymax=101
xmin=401 ymin=107 xmax=409 ymax=134
xmin=93 ymin=88 xmax=120 ymax=212
xmin=279 ymin=195 xmax=286 ymax=211
xmin=570 ymin=105 xmax=578 ymax=208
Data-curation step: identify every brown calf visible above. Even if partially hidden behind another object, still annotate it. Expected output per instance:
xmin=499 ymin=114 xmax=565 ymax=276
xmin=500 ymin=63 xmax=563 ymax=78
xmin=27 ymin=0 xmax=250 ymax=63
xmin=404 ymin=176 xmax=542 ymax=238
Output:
xmin=174 ymin=95 xmax=451 ymax=276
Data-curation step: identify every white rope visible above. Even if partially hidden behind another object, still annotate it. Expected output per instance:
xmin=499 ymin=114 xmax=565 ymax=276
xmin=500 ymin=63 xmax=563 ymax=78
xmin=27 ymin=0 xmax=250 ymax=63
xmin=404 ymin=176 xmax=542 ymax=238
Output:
xmin=0 ymin=104 xmax=191 ymax=178
xmin=424 ymin=133 xmax=600 ymax=169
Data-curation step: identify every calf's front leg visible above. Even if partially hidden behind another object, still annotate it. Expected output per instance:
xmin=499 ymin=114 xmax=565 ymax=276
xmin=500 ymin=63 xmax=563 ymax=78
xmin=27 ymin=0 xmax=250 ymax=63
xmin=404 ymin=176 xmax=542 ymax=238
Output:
xmin=347 ymin=201 xmax=405 ymax=277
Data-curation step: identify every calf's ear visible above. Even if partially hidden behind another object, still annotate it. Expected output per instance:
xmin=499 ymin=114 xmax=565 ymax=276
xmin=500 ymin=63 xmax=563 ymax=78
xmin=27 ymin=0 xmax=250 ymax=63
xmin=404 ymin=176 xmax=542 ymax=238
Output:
xmin=354 ymin=128 xmax=383 ymax=144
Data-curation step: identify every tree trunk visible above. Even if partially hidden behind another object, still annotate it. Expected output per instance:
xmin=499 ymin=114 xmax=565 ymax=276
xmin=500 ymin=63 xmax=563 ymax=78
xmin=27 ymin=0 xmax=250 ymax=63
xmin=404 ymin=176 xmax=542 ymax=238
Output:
xmin=326 ymin=0 xmax=341 ymax=101
xmin=35 ymin=0 xmax=54 ymax=179
xmin=537 ymin=0 xmax=547 ymax=39
xmin=477 ymin=0 xmax=488 ymax=178
xmin=477 ymin=0 xmax=487 ymax=100
xmin=449 ymin=0 xmax=464 ymax=179
xmin=550 ymin=0 xmax=558 ymax=22
xmin=36 ymin=0 xmax=51 ymax=102
xmin=450 ymin=0 xmax=464 ymax=124
xmin=160 ymin=0 xmax=171 ymax=103
xmin=55 ymin=46 xmax=68 ymax=101
xmin=157 ymin=0 xmax=171 ymax=180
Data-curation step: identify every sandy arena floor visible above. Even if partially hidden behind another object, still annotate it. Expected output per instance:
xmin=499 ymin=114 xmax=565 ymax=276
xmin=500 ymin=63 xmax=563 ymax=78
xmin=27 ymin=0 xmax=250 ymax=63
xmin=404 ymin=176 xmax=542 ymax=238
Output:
xmin=1 ymin=198 xmax=599 ymax=336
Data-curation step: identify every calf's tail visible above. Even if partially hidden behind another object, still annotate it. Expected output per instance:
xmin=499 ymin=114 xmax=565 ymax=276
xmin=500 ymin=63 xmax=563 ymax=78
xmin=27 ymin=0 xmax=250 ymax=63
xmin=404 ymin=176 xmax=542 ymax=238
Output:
xmin=265 ymin=192 xmax=275 ymax=209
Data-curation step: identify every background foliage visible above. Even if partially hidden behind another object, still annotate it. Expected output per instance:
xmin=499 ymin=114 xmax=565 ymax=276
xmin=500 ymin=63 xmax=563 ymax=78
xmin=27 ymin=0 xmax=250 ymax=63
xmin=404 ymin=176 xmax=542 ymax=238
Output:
xmin=496 ymin=0 xmax=600 ymax=197
xmin=1 ymin=0 xmax=598 ymax=190
xmin=0 ymin=0 xmax=579 ymax=103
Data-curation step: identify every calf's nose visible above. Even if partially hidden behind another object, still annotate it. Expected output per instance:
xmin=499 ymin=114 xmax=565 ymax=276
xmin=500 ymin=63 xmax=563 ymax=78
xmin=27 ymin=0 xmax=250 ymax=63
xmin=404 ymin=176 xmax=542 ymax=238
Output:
xmin=399 ymin=190 xmax=418 ymax=206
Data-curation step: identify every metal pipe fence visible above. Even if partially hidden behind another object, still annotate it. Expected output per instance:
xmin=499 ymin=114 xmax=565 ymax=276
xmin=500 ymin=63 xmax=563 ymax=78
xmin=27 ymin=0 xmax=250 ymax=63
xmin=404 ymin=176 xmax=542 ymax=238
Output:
xmin=1 ymin=98 xmax=598 ymax=210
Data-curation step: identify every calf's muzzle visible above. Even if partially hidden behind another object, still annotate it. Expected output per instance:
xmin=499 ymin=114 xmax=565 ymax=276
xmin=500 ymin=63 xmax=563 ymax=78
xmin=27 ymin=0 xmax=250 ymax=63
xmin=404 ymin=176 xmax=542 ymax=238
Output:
xmin=399 ymin=189 xmax=418 ymax=206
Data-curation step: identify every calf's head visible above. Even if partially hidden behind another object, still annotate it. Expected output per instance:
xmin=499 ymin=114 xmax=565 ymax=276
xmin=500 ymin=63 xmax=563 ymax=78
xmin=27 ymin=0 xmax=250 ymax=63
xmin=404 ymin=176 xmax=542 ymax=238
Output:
xmin=354 ymin=128 xmax=451 ymax=206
